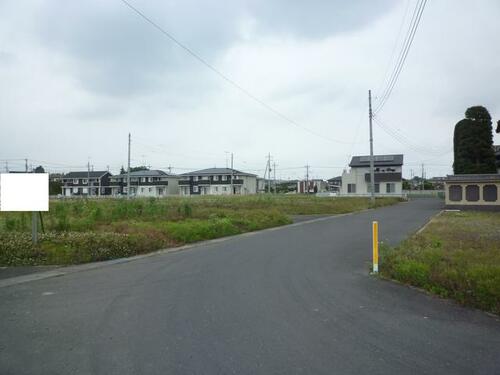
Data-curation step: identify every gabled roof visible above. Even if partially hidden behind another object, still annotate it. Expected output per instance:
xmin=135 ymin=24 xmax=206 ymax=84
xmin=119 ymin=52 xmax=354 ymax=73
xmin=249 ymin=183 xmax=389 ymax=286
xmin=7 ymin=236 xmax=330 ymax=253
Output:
xmin=111 ymin=170 xmax=177 ymax=178
xmin=180 ymin=168 xmax=257 ymax=177
xmin=328 ymin=176 xmax=342 ymax=182
xmin=349 ymin=154 xmax=404 ymax=167
xmin=63 ymin=171 xmax=110 ymax=178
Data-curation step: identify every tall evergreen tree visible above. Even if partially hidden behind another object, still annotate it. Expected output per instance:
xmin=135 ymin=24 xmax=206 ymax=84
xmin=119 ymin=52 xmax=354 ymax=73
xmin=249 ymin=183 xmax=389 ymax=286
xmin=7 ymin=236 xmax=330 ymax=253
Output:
xmin=453 ymin=106 xmax=496 ymax=174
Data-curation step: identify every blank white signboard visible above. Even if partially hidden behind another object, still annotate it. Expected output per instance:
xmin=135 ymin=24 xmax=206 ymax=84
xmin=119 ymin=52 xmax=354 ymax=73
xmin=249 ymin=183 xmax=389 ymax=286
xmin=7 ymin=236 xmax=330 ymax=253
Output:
xmin=0 ymin=173 xmax=49 ymax=211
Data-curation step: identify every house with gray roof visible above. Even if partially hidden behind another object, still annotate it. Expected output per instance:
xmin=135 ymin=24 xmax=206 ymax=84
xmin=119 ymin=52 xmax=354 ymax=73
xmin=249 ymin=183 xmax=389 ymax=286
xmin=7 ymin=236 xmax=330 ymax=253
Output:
xmin=109 ymin=169 xmax=179 ymax=197
xmin=178 ymin=168 xmax=257 ymax=195
xmin=61 ymin=171 xmax=112 ymax=196
xmin=341 ymin=154 xmax=404 ymax=196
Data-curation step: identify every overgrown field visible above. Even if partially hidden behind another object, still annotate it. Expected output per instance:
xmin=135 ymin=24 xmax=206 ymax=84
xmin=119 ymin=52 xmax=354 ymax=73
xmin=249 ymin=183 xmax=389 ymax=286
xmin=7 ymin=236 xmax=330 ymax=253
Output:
xmin=380 ymin=211 xmax=500 ymax=315
xmin=1 ymin=195 xmax=400 ymax=266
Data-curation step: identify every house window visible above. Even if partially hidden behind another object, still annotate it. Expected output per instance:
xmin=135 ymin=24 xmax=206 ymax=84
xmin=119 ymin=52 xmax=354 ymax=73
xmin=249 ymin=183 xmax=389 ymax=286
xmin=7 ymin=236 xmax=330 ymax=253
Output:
xmin=483 ymin=185 xmax=497 ymax=202
xmin=73 ymin=179 xmax=79 ymax=184
xmin=202 ymin=176 xmax=209 ymax=180
xmin=141 ymin=187 xmax=145 ymax=193
xmin=73 ymin=187 xmax=78 ymax=193
xmin=223 ymin=186 xmax=227 ymax=191
xmin=347 ymin=184 xmax=356 ymax=193
xmin=367 ymin=183 xmax=379 ymax=193
xmin=214 ymin=175 xmax=219 ymax=181
xmin=149 ymin=187 xmax=152 ymax=192
xmin=386 ymin=183 xmax=395 ymax=193
xmin=222 ymin=175 xmax=227 ymax=181
xmin=214 ymin=186 xmax=218 ymax=192
xmin=465 ymin=185 xmax=479 ymax=202
xmin=449 ymin=185 xmax=462 ymax=202
xmin=193 ymin=186 xmax=199 ymax=193
xmin=82 ymin=179 xmax=88 ymax=184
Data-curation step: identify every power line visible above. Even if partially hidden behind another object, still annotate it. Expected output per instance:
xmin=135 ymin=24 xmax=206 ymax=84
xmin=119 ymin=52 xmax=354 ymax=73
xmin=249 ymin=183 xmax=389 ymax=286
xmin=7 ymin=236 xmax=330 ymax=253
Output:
xmin=374 ymin=0 xmax=427 ymax=114
xmin=119 ymin=0 xmax=356 ymax=145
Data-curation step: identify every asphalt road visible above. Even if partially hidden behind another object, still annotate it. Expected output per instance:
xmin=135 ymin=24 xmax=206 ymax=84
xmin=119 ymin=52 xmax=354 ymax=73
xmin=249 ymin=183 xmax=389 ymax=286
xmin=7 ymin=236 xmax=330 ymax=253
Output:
xmin=1 ymin=199 xmax=499 ymax=375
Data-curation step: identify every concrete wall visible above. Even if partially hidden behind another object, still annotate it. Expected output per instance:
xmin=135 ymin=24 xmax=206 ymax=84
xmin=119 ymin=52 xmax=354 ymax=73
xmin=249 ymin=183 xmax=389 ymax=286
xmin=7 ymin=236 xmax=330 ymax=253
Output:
xmin=445 ymin=182 xmax=500 ymax=207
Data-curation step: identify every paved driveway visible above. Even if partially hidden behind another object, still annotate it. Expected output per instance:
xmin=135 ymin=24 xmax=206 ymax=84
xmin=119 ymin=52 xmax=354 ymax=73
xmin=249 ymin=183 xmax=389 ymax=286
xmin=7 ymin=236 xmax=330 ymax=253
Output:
xmin=1 ymin=199 xmax=499 ymax=374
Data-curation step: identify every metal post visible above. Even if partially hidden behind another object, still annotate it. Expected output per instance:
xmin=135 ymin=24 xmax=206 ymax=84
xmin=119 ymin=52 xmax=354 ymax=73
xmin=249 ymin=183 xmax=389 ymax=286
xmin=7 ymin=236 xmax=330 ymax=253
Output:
xmin=31 ymin=211 xmax=38 ymax=244
xmin=127 ymin=133 xmax=131 ymax=199
xmin=372 ymin=220 xmax=378 ymax=273
xmin=369 ymin=90 xmax=375 ymax=204
xmin=87 ymin=161 xmax=91 ymax=197
xmin=230 ymin=152 xmax=234 ymax=195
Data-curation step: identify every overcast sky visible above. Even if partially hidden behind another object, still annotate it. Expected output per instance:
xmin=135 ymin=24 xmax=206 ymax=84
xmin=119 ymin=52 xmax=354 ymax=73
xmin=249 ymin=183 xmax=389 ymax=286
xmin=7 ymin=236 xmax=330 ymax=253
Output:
xmin=0 ymin=0 xmax=499 ymax=179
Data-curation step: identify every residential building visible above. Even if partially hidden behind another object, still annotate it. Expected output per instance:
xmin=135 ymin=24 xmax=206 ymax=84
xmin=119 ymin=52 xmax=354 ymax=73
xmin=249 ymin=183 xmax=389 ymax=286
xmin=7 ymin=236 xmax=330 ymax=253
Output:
xmin=178 ymin=168 xmax=257 ymax=195
xmin=297 ymin=179 xmax=327 ymax=194
xmin=61 ymin=171 xmax=112 ymax=196
xmin=341 ymin=154 xmax=404 ymax=196
xmin=327 ymin=176 xmax=342 ymax=193
xmin=445 ymin=174 xmax=500 ymax=210
xmin=109 ymin=170 xmax=179 ymax=197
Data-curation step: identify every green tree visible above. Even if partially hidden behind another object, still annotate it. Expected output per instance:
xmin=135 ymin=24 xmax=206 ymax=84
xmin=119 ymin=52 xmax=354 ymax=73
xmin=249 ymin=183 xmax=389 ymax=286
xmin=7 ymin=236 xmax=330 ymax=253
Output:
xmin=34 ymin=165 xmax=45 ymax=173
xmin=453 ymin=106 xmax=497 ymax=174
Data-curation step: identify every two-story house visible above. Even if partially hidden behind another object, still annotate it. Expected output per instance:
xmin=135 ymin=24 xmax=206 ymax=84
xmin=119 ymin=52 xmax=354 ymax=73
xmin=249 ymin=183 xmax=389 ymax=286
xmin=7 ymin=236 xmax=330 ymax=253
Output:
xmin=109 ymin=170 xmax=179 ymax=197
xmin=341 ymin=154 xmax=404 ymax=196
xmin=178 ymin=168 xmax=257 ymax=196
xmin=61 ymin=171 xmax=112 ymax=196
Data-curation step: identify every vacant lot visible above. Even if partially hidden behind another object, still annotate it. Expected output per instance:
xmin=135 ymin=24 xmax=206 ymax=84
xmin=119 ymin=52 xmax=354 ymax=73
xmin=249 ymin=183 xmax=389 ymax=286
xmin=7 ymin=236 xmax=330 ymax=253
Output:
xmin=0 ymin=195 xmax=400 ymax=266
xmin=380 ymin=211 xmax=500 ymax=315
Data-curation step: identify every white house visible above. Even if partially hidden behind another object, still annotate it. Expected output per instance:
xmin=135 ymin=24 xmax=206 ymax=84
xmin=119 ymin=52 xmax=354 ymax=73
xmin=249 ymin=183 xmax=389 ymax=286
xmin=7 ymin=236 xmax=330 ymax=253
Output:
xmin=178 ymin=168 xmax=257 ymax=196
xmin=341 ymin=154 xmax=404 ymax=196
xmin=61 ymin=171 xmax=112 ymax=196
xmin=109 ymin=170 xmax=179 ymax=197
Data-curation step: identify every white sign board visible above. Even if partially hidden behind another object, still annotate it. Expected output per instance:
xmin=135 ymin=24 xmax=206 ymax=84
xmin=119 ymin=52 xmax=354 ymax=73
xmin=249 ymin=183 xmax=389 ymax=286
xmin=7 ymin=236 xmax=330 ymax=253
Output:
xmin=0 ymin=173 xmax=49 ymax=211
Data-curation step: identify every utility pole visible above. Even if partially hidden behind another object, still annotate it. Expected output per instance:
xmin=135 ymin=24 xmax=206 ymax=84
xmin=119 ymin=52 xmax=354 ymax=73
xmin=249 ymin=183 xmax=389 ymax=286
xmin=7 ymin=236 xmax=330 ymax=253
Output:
xmin=368 ymin=90 xmax=375 ymax=203
xmin=87 ymin=161 xmax=91 ymax=197
xmin=421 ymin=163 xmax=424 ymax=191
xmin=273 ymin=161 xmax=276 ymax=194
xmin=127 ymin=133 xmax=131 ymax=199
xmin=25 ymin=159 xmax=28 ymax=173
xmin=5 ymin=161 xmax=8 ymax=173
xmin=230 ymin=152 xmax=234 ymax=195
xmin=168 ymin=165 xmax=172 ymax=174
xmin=267 ymin=153 xmax=271 ymax=193
xmin=305 ymin=165 xmax=310 ymax=194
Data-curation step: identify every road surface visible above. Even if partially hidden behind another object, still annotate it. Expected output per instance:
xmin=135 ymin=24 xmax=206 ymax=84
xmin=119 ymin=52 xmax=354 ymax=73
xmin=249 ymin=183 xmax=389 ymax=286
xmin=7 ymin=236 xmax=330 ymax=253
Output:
xmin=1 ymin=199 xmax=499 ymax=374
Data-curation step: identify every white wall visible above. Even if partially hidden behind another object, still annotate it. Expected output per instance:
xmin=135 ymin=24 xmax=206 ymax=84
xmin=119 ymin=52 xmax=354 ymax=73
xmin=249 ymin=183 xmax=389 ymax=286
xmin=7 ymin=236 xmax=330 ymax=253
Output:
xmin=341 ymin=166 xmax=403 ymax=196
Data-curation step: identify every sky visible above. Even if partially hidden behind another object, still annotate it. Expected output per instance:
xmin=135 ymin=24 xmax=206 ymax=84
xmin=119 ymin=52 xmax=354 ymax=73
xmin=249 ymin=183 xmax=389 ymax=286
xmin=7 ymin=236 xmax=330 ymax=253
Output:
xmin=0 ymin=0 xmax=499 ymax=180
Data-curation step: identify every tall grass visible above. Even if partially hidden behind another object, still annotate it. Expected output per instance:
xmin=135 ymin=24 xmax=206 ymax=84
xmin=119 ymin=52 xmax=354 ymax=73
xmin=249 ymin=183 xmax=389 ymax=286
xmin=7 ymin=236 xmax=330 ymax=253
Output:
xmin=0 ymin=195 xmax=400 ymax=266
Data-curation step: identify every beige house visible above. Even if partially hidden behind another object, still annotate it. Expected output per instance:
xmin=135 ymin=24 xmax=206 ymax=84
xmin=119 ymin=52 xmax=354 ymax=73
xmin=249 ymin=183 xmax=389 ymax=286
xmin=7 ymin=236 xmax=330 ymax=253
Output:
xmin=444 ymin=174 xmax=500 ymax=210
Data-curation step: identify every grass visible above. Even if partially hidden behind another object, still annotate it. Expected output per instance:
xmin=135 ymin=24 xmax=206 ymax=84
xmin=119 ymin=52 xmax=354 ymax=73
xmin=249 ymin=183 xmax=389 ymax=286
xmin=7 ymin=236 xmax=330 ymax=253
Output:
xmin=0 ymin=195 xmax=401 ymax=266
xmin=380 ymin=211 xmax=500 ymax=315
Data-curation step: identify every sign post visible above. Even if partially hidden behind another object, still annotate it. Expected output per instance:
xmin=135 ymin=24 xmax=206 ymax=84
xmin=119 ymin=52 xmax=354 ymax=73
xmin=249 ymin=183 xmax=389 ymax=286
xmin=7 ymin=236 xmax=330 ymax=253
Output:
xmin=372 ymin=221 xmax=379 ymax=273
xmin=32 ymin=211 xmax=38 ymax=244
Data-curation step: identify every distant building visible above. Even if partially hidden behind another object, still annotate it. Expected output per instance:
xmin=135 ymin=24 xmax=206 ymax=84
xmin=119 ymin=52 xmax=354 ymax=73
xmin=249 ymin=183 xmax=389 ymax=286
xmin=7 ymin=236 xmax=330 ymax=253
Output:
xmin=109 ymin=170 xmax=179 ymax=197
xmin=327 ymin=176 xmax=342 ymax=192
xmin=297 ymin=179 xmax=327 ymax=194
xmin=445 ymin=174 xmax=500 ymax=210
xmin=178 ymin=168 xmax=257 ymax=196
xmin=341 ymin=154 xmax=404 ymax=196
xmin=61 ymin=171 xmax=112 ymax=196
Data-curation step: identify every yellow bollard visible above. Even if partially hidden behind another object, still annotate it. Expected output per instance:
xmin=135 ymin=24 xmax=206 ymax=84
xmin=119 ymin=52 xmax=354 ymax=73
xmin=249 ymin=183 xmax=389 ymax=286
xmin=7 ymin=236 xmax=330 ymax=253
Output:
xmin=372 ymin=221 xmax=379 ymax=273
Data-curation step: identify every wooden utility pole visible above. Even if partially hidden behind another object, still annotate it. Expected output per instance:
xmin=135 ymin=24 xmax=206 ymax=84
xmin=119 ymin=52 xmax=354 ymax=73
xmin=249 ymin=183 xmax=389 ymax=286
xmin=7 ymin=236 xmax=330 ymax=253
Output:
xmin=369 ymin=90 xmax=375 ymax=203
